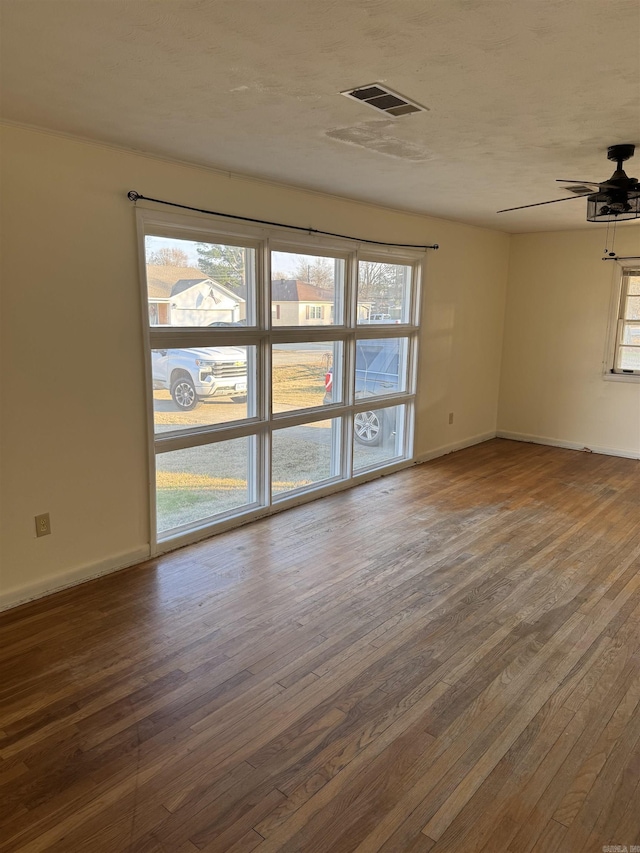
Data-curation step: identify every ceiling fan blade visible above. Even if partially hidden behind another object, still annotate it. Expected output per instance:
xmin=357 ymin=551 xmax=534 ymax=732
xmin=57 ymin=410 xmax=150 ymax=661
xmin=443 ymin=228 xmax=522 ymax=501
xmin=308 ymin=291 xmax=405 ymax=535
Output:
xmin=555 ymin=179 xmax=601 ymax=185
xmin=497 ymin=195 xmax=584 ymax=213
xmin=562 ymin=186 xmax=597 ymax=195
xmin=557 ymin=179 xmax=640 ymax=191
xmin=597 ymin=181 xmax=639 ymax=191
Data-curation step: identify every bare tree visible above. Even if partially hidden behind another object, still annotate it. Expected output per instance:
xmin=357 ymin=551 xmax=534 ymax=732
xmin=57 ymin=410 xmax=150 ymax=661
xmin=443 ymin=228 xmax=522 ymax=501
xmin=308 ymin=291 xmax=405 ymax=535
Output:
xmin=358 ymin=261 xmax=405 ymax=307
xmin=294 ymin=257 xmax=333 ymax=289
xmin=147 ymin=246 xmax=190 ymax=266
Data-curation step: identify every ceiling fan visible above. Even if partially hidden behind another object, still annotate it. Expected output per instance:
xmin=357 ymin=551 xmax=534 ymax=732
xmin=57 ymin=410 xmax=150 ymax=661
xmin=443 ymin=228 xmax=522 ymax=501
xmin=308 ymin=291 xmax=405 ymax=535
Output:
xmin=498 ymin=144 xmax=640 ymax=222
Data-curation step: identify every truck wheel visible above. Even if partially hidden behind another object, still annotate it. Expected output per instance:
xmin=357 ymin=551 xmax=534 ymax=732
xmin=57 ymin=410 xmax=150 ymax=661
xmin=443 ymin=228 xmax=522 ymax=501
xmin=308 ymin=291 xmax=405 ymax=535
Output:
xmin=354 ymin=410 xmax=384 ymax=446
xmin=170 ymin=374 xmax=198 ymax=411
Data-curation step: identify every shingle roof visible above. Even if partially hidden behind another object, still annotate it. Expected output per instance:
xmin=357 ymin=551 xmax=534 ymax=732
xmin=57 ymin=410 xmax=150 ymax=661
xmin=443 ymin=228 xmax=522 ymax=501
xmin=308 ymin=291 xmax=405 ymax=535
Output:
xmin=171 ymin=278 xmax=210 ymax=296
xmin=146 ymin=265 xmax=205 ymax=299
xmin=271 ymin=280 xmax=334 ymax=302
xmin=147 ymin=270 xmax=331 ymax=303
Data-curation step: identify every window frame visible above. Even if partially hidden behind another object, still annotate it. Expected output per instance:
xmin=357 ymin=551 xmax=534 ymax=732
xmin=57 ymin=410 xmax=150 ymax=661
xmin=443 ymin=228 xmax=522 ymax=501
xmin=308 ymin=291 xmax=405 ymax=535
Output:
xmin=356 ymin=254 xmax=415 ymax=325
xmin=270 ymin=241 xmax=349 ymax=330
xmin=136 ymin=206 xmax=424 ymax=555
xmin=605 ymin=264 xmax=640 ymax=381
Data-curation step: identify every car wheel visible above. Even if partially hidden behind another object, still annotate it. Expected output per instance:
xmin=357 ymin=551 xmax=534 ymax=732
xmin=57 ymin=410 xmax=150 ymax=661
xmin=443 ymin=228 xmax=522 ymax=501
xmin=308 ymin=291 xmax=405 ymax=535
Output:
xmin=354 ymin=410 xmax=384 ymax=446
xmin=170 ymin=374 xmax=198 ymax=411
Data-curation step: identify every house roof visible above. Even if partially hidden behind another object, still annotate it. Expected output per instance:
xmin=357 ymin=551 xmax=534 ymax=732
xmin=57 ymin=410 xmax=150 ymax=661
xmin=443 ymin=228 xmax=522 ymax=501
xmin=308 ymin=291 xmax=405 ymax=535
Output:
xmin=271 ymin=280 xmax=334 ymax=302
xmin=171 ymin=278 xmax=210 ymax=296
xmin=146 ymin=265 xmax=205 ymax=299
xmin=146 ymin=265 xmax=246 ymax=302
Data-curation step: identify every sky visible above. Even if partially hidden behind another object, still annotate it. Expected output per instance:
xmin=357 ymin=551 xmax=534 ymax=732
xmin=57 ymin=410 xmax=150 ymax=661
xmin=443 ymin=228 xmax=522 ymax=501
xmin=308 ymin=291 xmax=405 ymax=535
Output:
xmin=145 ymin=235 xmax=300 ymax=275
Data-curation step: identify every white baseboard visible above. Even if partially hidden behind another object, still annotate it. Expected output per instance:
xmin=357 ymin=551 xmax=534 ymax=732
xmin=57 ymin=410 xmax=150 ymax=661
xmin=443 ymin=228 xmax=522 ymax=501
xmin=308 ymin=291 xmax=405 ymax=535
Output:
xmin=0 ymin=546 xmax=151 ymax=612
xmin=414 ymin=430 xmax=497 ymax=464
xmin=496 ymin=430 xmax=640 ymax=460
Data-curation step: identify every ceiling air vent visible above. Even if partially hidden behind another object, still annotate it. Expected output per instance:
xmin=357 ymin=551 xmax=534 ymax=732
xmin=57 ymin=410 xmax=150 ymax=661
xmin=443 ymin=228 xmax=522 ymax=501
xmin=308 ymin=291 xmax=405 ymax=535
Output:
xmin=340 ymin=83 xmax=428 ymax=117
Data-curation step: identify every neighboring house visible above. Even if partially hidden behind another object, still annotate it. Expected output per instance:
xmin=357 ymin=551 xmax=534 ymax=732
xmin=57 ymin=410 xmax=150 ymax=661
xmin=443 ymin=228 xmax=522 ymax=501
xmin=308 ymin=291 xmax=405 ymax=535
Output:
xmin=271 ymin=279 xmax=335 ymax=326
xmin=146 ymin=265 xmax=246 ymax=326
xmin=170 ymin=278 xmax=245 ymax=326
xmin=356 ymin=302 xmax=375 ymax=322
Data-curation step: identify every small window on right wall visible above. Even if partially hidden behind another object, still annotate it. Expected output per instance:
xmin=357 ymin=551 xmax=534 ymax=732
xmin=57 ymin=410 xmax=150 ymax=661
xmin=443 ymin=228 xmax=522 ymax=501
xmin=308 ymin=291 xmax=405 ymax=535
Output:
xmin=611 ymin=268 xmax=640 ymax=375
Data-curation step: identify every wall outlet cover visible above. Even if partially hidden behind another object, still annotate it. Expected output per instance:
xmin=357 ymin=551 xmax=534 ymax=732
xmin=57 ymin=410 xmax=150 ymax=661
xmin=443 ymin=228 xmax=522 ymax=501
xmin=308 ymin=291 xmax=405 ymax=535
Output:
xmin=35 ymin=513 xmax=51 ymax=537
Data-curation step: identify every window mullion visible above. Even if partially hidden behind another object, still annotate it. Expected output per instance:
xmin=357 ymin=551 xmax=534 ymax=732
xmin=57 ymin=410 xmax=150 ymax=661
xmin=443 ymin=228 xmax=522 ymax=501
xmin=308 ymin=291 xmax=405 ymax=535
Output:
xmin=343 ymin=251 xmax=358 ymax=476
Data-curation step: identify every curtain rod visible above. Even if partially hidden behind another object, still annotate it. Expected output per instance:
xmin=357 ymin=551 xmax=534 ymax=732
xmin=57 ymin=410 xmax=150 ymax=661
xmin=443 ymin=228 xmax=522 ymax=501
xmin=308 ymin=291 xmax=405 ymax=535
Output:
xmin=127 ymin=191 xmax=439 ymax=251
xmin=602 ymin=255 xmax=640 ymax=261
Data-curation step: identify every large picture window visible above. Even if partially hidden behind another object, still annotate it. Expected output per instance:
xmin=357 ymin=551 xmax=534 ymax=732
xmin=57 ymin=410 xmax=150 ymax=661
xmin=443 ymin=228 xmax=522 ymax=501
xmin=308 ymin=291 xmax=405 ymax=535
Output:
xmin=138 ymin=211 xmax=423 ymax=550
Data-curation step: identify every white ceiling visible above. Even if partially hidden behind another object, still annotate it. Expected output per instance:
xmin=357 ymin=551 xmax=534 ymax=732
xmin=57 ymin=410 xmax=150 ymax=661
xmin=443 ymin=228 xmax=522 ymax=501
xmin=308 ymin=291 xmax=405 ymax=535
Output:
xmin=1 ymin=0 xmax=639 ymax=232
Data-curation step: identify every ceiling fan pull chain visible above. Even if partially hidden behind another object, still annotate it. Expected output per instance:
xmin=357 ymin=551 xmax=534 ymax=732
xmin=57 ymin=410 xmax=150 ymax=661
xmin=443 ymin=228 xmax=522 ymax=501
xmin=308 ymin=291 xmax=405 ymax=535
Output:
xmin=604 ymin=215 xmax=612 ymax=255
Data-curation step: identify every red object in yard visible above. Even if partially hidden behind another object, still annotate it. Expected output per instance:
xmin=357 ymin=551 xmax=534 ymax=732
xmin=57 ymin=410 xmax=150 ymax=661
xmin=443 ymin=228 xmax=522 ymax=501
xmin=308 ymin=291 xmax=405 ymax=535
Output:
xmin=325 ymin=372 xmax=333 ymax=393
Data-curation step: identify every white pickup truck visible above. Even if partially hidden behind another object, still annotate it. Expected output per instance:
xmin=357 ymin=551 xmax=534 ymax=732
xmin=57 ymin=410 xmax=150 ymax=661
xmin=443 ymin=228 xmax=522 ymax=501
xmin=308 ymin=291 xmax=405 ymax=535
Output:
xmin=152 ymin=347 xmax=247 ymax=410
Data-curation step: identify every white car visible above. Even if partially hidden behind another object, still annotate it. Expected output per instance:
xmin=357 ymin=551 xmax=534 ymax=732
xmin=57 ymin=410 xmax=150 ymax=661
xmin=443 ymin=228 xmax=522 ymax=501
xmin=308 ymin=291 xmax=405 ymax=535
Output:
xmin=152 ymin=347 xmax=247 ymax=410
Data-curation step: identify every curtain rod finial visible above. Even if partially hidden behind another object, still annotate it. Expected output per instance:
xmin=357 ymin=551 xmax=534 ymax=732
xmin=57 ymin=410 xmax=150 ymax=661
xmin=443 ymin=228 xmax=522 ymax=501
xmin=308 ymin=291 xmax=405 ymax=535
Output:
xmin=127 ymin=190 xmax=141 ymax=202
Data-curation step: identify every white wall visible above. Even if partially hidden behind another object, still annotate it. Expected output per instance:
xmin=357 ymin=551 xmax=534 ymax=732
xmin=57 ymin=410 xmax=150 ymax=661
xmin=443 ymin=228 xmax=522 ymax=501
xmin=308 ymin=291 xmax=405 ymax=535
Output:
xmin=498 ymin=228 xmax=640 ymax=457
xmin=0 ymin=124 xmax=509 ymax=607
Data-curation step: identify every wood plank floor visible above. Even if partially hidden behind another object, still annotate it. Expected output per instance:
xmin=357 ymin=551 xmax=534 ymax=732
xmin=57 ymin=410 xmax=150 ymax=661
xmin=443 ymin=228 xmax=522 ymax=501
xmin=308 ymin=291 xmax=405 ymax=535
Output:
xmin=1 ymin=438 xmax=639 ymax=852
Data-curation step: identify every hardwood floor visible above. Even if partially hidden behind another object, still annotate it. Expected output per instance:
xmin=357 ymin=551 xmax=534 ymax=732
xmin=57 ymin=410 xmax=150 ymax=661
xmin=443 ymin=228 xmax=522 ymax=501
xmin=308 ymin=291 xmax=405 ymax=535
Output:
xmin=1 ymin=438 xmax=639 ymax=852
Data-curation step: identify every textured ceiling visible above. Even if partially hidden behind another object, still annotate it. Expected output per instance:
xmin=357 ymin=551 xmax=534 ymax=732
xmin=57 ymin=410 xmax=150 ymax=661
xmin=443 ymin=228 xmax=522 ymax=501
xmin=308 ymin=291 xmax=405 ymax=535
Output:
xmin=1 ymin=0 xmax=639 ymax=232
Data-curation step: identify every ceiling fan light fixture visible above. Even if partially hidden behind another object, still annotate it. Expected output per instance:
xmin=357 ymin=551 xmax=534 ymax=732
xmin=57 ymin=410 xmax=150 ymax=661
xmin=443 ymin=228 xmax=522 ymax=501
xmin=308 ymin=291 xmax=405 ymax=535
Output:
xmin=586 ymin=191 xmax=640 ymax=222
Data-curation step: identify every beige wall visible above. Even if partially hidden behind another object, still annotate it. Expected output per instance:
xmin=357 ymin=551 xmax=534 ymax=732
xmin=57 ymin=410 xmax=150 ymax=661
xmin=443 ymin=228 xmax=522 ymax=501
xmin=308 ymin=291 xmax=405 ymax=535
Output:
xmin=498 ymin=228 xmax=640 ymax=457
xmin=0 ymin=124 xmax=509 ymax=607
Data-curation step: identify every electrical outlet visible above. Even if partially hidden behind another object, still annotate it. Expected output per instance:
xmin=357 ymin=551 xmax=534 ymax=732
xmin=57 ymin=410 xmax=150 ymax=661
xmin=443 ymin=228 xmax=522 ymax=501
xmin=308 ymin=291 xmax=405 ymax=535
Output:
xmin=35 ymin=513 xmax=51 ymax=537
xmin=448 ymin=412 xmax=454 ymax=425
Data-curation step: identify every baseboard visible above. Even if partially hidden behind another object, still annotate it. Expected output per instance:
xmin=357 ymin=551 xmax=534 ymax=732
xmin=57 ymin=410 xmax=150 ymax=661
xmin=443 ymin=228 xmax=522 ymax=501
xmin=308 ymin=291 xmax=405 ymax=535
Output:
xmin=496 ymin=430 xmax=640 ymax=460
xmin=0 ymin=546 xmax=151 ymax=612
xmin=414 ymin=430 xmax=497 ymax=464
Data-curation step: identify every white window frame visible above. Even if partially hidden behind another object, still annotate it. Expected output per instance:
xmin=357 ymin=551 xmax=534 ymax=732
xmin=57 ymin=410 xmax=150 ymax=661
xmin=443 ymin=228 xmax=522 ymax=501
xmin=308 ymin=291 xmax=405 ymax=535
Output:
xmin=136 ymin=206 xmax=424 ymax=556
xmin=604 ymin=263 xmax=640 ymax=381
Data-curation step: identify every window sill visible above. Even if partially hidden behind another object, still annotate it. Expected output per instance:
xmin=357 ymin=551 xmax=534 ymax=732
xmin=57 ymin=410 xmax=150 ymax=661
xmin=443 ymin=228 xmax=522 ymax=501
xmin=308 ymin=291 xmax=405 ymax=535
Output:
xmin=602 ymin=372 xmax=640 ymax=383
